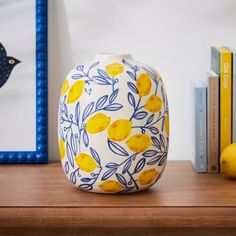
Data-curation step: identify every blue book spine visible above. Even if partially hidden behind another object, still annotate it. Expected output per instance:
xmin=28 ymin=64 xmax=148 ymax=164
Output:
xmin=194 ymin=82 xmax=208 ymax=172
xmin=233 ymin=52 xmax=236 ymax=142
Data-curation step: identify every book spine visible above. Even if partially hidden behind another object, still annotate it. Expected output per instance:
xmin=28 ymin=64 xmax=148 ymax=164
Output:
xmin=233 ymin=52 xmax=236 ymax=142
xmin=211 ymin=47 xmax=220 ymax=74
xmin=219 ymin=49 xmax=232 ymax=161
xmin=207 ymin=74 xmax=219 ymax=173
xmin=194 ymin=86 xmax=207 ymax=172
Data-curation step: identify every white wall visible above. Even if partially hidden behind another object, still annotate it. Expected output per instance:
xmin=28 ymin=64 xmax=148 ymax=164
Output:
xmin=48 ymin=0 xmax=236 ymax=160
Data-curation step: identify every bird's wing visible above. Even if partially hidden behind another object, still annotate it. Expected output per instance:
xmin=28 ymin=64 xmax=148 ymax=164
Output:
xmin=0 ymin=42 xmax=7 ymax=58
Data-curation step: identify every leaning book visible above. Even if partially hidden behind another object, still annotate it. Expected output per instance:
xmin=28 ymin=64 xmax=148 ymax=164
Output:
xmin=193 ymin=81 xmax=208 ymax=173
xmin=211 ymin=47 xmax=232 ymax=156
xmin=226 ymin=48 xmax=236 ymax=143
xmin=207 ymin=71 xmax=219 ymax=173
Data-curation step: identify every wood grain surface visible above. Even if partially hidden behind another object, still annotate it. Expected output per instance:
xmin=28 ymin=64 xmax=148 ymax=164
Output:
xmin=0 ymin=161 xmax=236 ymax=235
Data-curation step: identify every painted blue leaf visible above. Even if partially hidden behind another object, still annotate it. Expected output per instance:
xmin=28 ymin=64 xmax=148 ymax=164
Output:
xmin=128 ymin=92 xmax=135 ymax=107
xmin=134 ymin=65 xmax=140 ymax=71
xmin=64 ymin=161 xmax=69 ymax=174
xmin=160 ymin=133 xmax=165 ymax=148
xmin=134 ymin=111 xmax=148 ymax=120
xmin=126 ymin=71 xmax=136 ymax=81
xmin=104 ymin=103 xmax=123 ymax=111
xmin=66 ymin=142 xmax=74 ymax=168
xmin=77 ymin=65 xmax=84 ymax=71
xmin=90 ymin=147 xmax=101 ymax=165
xmin=83 ymin=130 xmax=89 ymax=147
xmin=147 ymin=154 xmax=162 ymax=165
xmin=82 ymin=102 xmax=94 ymax=121
xmin=63 ymin=95 xmax=67 ymax=103
xmin=81 ymin=178 xmax=92 ymax=183
xmin=63 ymin=103 xmax=68 ymax=116
xmin=70 ymin=172 xmax=76 ymax=184
xmin=161 ymin=86 xmax=165 ymax=102
xmin=122 ymin=59 xmax=134 ymax=69
xmin=158 ymin=153 xmax=167 ymax=166
xmin=161 ymin=115 xmax=165 ymax=132
xmin=70 ymin=133 xmax=77 ymax=156
xmin=143 ymin=150 xmax=158 ymax=157
xmin=108 ymin=140 xmax=129 ymax=156
xmin=146 ymin=114 xmax=154 ymax=125
xmin=79 ymin=184 xmax=93 ymax=190
xmin=85 ymin=81 xmax=92 ymax=95
xmin=134 ymin=158 xmax=146 ymax=173
xmin=122 ymin=159 xmax=132 ymax=174
xmin=116 ymin=173 xmax=127 ymax=186
xmin=88 ymin=61 xmax=100 ymax=71
xmin=97 ymin=69 xmax=110 ymax=78
xmin=150 ymin=127 xmax=159 ymax=135
xmin=166 ymin=137 xmax=169 ymax=148
xmin=75 ymin=102 xmax=80 ymax=125
xmin=59 ymin=116 xmax=64 ymax=124
xmin=142 ymin=66 xmax=158 ymax=84
xmin=72 ymin=74 xmax=83 ymax=80
xmin=105 ymin=162 xmax=119 ymax=168
xmin=101 ymin=168 xmax=117 ymax=180
xmin=118 ymin=186 xmax=134 ymax=193
xmin=96 ymin=95 xmax=108 ymax=109
xmin=151 ymin=136 xmax=161 ymax=150
xmin=92 ymin=76 xmax=111 ymax=85
xmin=127 ymin=82 xmax=138 ymax=94
xmin=109 ymin=89 xmax=119 ymax=103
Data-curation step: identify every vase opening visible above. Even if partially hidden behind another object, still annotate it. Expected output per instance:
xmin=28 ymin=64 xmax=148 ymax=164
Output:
xmin=94 ymin=53 xmax=133 ymax=61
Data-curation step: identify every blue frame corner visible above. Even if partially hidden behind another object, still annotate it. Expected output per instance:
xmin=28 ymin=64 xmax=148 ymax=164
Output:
xmin=0 ymin=0 xmax=48 ymax=164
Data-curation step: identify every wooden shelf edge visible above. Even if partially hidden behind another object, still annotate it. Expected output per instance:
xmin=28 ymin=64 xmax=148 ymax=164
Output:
xmin=1 ymin=207 xmax=236 ymax=229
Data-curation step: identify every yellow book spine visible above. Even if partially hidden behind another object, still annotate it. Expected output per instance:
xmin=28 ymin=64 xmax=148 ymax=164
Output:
xmin=220 ymin=48 xmax=232 ymax=172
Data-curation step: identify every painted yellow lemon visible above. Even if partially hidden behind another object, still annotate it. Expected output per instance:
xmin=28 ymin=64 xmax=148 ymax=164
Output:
xmin=67 ymin=80 xmax=85 ymax=104
xmin=144 ymin=95 xmax=162 ymax=113
xmin=126 ymin=134 xmax=152 ymax=152
xmin=98 ymin=180 xmax=124 ymax=193
xmin=105 ymin=63 xmax=124 ymax=77
xmin=136 ymin=73 xmax=151 ymax=97
xmin=86 ymin=113 xmax=110 ymax=134
xmin=108 ymin=119 xmax=132 ymax=141
xmin=165 ymin=115 xmax=169 ymax=136
xmin=220 ymin=143 xmax=236 ymax=178
xmin=59 ymin=139 xmax=65 ymax=160
xmin=137 ymin=169 xmax=158 ymax=185
xmin=75 ymin=153 xmax=98 ymax=172
xmin=60 ymin=80 xmax=69 ymax=96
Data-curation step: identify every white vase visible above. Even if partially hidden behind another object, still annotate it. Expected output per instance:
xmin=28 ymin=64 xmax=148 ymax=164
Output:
xmin=58 ymin=53 xmax=169 ymax=194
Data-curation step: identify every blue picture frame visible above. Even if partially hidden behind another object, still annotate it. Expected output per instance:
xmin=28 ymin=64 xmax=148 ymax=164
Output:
xmin=0 ymin=0 xmax=48 ymax=164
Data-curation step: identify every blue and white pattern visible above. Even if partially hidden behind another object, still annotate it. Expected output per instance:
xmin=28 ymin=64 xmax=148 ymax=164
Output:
xmin=58 ymin=54 xmax=169 ymax=193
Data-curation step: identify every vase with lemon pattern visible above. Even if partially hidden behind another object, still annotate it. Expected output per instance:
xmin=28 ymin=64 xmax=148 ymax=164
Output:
xmin=58 ymin=53 xmax=169 ymax=193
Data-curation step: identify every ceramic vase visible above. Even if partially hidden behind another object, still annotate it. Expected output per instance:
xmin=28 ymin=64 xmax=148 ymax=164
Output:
xmin=58 ymin=53 xmax=169 ymax=194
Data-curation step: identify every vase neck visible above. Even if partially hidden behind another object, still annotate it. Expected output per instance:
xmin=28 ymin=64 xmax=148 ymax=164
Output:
xmin=94 ymin=53 xmax=133 ymax=61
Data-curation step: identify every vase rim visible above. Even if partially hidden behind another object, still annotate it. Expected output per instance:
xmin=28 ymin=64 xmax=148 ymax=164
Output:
xmin=94 ymin=53 xmax=133 ymax=61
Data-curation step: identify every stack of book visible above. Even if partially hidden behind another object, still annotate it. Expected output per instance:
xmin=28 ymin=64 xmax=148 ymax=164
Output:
xmin=193 ymin=47 xmax=236 ymax=173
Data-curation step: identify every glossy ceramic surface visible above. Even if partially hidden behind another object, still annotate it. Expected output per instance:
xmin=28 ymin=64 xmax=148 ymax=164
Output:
xmin=58 ymin=54 xmax=169 ymax=193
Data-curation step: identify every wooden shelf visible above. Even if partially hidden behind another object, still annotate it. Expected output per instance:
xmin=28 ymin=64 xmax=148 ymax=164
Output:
xmin=0 ymin=161 xmax=236 ymax=235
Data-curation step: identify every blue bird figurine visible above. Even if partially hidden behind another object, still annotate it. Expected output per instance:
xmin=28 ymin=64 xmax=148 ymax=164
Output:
xmin=0 ymin=42 xmax=21 ymax=89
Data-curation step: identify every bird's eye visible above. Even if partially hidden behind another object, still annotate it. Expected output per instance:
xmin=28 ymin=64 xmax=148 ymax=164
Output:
xmin=9 ymin=59 xmax=15 ymax=64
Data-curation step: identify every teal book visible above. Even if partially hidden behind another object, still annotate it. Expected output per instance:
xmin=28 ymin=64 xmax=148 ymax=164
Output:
xmin=193 ymin=81 xmax=208 ymax=173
